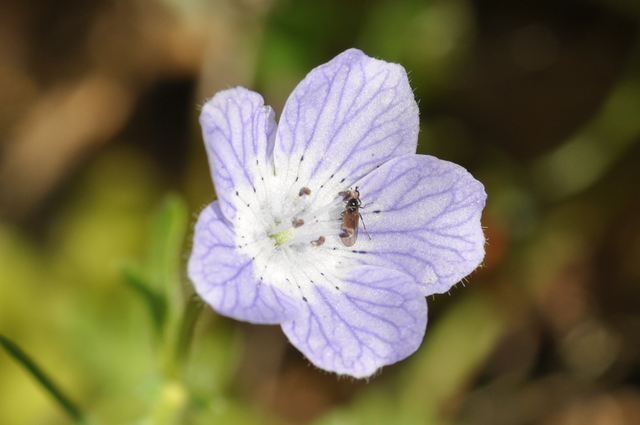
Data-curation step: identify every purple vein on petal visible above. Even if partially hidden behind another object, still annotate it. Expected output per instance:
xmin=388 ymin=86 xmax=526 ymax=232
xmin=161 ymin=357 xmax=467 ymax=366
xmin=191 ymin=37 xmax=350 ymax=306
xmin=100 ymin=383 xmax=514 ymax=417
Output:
xmin=273 ymin=49 xmax=419 ymax=202
xmin=282 ymin=265 xmax=426 ymax=377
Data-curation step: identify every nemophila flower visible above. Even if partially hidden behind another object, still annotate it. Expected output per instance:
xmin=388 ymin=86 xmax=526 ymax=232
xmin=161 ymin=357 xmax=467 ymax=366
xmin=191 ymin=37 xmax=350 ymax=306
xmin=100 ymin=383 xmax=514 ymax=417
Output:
xmin=188 ymin=49 xmax=486 ymax=378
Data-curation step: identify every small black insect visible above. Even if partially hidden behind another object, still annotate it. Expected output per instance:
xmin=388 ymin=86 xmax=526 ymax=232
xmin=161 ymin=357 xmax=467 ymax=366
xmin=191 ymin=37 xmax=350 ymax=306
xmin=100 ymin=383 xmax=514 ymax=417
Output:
xmin=338 ymin=187 xmax=370 ymax=247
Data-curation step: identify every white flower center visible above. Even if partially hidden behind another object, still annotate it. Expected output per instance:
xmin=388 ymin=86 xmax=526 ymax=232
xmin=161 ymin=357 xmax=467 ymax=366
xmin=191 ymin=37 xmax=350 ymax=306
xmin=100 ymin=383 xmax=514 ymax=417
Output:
xmin=232 ymin=183 xmax=358 ymax=298
xmin=266 ymin=188 xmax=345 ymax=248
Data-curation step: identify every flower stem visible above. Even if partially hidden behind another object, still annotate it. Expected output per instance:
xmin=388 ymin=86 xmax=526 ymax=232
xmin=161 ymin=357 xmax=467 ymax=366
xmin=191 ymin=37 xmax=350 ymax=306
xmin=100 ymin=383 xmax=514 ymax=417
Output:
xmin=172 ymin=295 xmax=204 ymax=371
xmin=0 ymin=333 xmax=92 ymax=425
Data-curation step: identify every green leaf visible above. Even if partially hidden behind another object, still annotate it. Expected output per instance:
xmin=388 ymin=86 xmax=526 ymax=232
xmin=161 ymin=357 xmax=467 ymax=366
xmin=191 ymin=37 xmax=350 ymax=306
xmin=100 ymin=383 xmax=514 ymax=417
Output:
xmin=121 ymin=262 xmax=168 ymax=336
xmin=121 ymin=194 xmax=189 ymax=342
xmin=148 ymin=194 xmax=189 ymax=313
xmin=0 ymin=333 xmax=91 ymax=425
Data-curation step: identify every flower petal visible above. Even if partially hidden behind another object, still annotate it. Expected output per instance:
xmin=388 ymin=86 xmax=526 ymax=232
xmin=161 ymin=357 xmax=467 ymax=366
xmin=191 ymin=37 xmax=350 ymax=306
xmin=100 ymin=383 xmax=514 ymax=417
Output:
xmin=281 ymin=266 xmax=426 ymax=378
xmin=200 ymin=87 xmax=276 ymax=221
xmin=188 ymin=202 xmax=301 ymax=324
xmin=355 ymin=155 xmax=486 ymax=296
xmin=273 ymin=48 xmax=419 ymax=200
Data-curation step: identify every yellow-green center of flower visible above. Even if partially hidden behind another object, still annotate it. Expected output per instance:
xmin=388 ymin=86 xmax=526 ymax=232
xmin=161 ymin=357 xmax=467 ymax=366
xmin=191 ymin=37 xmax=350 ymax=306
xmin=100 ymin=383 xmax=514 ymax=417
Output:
xmin=270 ymin=228 xmax=295 ymax=246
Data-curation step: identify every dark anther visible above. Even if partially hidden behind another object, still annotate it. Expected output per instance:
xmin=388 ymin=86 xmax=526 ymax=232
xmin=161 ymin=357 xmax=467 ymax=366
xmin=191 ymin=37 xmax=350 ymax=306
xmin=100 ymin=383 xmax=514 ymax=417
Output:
xmin=299 ymin=187 xmax=311 ymax=196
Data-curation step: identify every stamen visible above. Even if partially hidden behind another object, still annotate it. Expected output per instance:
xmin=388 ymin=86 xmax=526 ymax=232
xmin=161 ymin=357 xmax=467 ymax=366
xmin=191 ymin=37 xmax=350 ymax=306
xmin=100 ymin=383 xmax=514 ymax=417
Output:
xmin=289 ymin=197 xmax=307 ymax=217
xmin=271 ymin=187 xmax=311 ymax=228
xmin=299 ymin=187 xmax=311 ymax=196
xmin=298 ymin=195 xmax=344 ymax=221
xmin=268 ymin=189 xmax=345 ymax=244
xmin=311 ymin=236 xmax=325 ymax=247
xmin=268 ymin=190 xmax=311 ymax=236
xmin=268 ymin=220 xmax=292 ymax=236
xmin=278 ymin=228 xmax=343 ymax=249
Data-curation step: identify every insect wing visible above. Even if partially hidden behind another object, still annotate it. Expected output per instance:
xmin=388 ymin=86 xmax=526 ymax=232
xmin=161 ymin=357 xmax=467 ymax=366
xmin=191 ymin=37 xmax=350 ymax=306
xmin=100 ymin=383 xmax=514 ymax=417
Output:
xmin=340 ymin=209 xmax=359 ymax=247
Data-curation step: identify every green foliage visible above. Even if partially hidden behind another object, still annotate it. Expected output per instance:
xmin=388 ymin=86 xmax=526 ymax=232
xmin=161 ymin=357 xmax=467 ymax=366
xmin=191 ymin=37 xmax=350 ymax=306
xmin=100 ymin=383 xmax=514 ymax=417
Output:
xmin=0 ymin=334 xmax=89 ymax=424
xmin=2 ymin=0 xmax=640 ymax=423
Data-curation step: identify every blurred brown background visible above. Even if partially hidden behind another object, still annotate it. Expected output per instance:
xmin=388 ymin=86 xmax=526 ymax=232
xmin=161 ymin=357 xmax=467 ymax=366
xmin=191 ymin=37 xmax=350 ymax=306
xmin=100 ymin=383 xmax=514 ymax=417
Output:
xmin=1 ymin=0 xmax=640 ymax=424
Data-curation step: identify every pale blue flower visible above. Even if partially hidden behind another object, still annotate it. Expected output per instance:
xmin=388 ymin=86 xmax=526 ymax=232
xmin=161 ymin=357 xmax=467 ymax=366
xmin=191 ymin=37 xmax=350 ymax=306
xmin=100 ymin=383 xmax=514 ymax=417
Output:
xmin=188 ymin=49 xmax=486 ymax=378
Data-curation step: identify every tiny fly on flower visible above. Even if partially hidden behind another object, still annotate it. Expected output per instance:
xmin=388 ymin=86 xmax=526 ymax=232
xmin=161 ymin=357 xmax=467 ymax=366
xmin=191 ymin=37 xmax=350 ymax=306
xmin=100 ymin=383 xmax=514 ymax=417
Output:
xmin=338 ymin=187 xmax=370 ymax=247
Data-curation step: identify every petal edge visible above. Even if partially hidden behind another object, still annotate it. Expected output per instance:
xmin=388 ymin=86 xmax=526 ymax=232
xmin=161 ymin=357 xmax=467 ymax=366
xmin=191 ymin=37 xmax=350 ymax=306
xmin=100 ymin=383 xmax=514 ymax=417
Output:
xmin=200 ymin=87 xmax=276 ymax=221
xmin=281 ymin=265 xmax=427 ymax=378
xmin=273 ymin=48 xmax=420 ymax=202
xmin=188 ymin=202 xmax=301 ymax=324
xmin=354 ymin=155 xmax=486 ymax=295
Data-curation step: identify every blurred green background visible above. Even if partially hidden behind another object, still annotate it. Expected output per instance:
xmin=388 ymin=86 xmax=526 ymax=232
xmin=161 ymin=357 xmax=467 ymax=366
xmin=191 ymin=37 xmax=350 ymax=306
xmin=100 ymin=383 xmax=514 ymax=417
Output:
xmin=1 ymin=0 xmax=640 ymax=423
